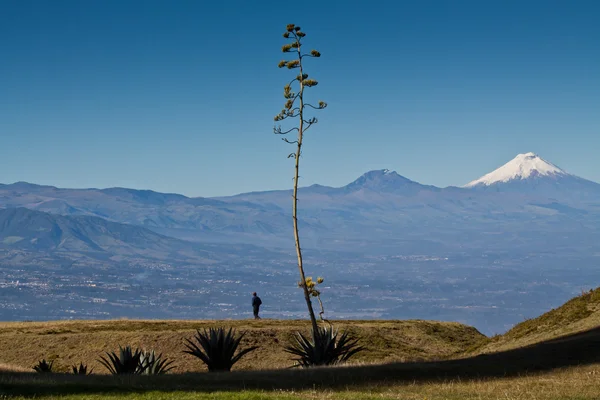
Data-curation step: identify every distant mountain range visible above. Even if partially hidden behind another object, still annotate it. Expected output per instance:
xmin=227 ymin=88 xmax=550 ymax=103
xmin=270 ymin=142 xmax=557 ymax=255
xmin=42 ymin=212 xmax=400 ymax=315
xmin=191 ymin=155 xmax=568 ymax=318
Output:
xmin=1 ymin=152 xmax=599 ymax=330
xmin=0 ymin=206 xmax=281 ymax=269
xmin=1 ymin=152 xmax=599 ymax=253
xmin=0 ymin=207 xmax=199 ymax=256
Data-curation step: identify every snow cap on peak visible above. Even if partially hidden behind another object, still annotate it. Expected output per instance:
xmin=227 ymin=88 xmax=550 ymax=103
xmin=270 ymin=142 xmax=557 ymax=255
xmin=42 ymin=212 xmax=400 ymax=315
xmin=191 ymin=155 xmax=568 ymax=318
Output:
xmin=464 ymin=152 xmax=568 ymax=187
xmin=361 ymin=169 xmax=397 ymax=177
xmin=343 ymin=168 xmax=422 ymax=193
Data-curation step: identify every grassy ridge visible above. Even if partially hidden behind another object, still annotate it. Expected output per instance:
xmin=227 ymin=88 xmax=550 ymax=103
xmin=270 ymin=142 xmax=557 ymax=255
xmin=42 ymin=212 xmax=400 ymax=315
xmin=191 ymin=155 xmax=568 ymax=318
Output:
xmin=1 ymin=324 xmax=599 ymax=398
xmin=0 ymin=319 xmax=484 ymax=373
xmin=474 ymin=287 xmax=600 ymax=354
xmin=2 ymin=289 xmax=600 ymax=399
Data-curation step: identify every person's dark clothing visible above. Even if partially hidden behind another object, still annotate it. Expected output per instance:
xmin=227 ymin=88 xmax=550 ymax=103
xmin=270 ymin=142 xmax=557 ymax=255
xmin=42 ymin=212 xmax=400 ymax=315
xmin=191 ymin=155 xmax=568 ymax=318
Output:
xmin=252 ymin=295 xmax=262 ymax=319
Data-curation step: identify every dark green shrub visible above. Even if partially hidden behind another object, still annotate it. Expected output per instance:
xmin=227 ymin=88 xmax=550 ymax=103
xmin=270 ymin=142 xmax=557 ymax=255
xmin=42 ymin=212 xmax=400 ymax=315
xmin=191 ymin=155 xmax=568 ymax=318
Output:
xmin=71 ymin=362 xmax=92 ymax=375
xmin=33 ymin=359 xmax=54 ymax=373
xmin=98 ymin=345 xmax=147 ymax=375
xmin=183 ymin=327 xmax=258 ymax=372
xmin=140 ymin=350 xmax=175 ymax=375
xmin=285 ymin=326 xmax=363 ymax=367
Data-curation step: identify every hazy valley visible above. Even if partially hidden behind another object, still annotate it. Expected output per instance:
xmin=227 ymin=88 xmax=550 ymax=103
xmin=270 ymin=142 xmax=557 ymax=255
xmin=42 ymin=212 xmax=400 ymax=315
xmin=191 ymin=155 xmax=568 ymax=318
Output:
xmin=1 ymin=153 xmax=599 ymax=334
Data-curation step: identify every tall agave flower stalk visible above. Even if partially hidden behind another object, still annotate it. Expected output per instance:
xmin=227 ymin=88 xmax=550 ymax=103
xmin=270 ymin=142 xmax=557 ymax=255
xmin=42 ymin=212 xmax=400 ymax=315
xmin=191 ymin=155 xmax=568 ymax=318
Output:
xmin=274 ymin=23 xmax=327 ymax=333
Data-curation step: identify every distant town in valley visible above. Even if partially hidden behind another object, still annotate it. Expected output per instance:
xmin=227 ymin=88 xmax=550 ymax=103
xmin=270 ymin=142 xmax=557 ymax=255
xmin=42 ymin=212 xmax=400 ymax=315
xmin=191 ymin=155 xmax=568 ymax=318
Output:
xmin=2 ymin=153 xmax=599 ymax=335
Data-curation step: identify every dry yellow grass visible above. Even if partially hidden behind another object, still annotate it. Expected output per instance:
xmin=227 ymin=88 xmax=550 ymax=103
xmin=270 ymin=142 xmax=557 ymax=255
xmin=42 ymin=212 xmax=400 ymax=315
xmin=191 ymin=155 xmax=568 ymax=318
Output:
xmin=2 ymin=323 xmax=598 ymax=393
xmin=314 ymin=364 xmax=600 ymax=399
xmin=0 ymin=319 xmax=484 ymax=373
xmin=1 ymin=314 xmax=600 ymax=398
xmin=0 ymin=362 xmax=29 ymax=372
xmin=3 ymin=290 xmax=600 ymax=399
xmin=291 ymin=364 xmax=600 ymax=399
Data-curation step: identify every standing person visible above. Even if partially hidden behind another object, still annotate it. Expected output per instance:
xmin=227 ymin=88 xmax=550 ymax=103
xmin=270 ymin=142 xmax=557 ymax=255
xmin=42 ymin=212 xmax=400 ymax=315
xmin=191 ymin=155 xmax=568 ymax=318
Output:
xmin=252 ymin=292 xmax=262 ymax=319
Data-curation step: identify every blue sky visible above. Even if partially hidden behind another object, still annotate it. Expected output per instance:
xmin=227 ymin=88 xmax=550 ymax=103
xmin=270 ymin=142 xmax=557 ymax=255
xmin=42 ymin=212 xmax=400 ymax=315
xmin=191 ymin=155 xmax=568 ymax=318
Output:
xmin=1 ymin=0 xmax=599 ymax=197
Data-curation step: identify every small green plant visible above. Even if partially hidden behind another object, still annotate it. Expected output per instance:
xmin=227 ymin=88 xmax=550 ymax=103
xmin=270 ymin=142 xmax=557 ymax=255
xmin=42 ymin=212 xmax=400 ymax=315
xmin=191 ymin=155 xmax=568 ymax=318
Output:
xmin=98 ymin=345 xmax=147 ymax=375
xmin=183 ymin=327 xmax=258 ymax=372
xmin=140 ymin=350 xmax=175 ymax=375
xmin=71 ymin=362 xmax=92 ymax=375
xmin=33 ymin=359 xmax=54 ymax=373
xmin=285 ymin=326 xmax=363 ymax=367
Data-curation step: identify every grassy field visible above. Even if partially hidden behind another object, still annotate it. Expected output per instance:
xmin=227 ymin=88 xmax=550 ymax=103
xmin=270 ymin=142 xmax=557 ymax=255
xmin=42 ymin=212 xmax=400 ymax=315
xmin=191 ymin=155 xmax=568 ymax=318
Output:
xmin=1 ymin=323 xmax=599 ymax=399
xmin=2 ymin=363 xmax=600 ymax=399
xmin=0 ymin=319 xmax=485 ymax=373
xmin=1 ymin=289 xmax=600 ymax=399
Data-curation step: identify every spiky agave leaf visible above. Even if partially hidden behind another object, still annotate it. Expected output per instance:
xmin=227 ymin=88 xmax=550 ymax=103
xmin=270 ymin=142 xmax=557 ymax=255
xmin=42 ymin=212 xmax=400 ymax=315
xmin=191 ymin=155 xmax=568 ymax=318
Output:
xmin=183 ymin=327 xmax=258 ymax=372
xmin=285 ymin=326 xmax=363 ymax=367
xmin=33 ymin=359 xmax=54 ymax=373
xmin=334 ymin=331 xmax=364 ymax=363
xmin=98 ymin=351 xmax=119 ymax=375
xmin=98 ymin=345 xmax=147 ymax=375
xmin=148 ymin=355 xmax=176 ymax=375
xmin=71 ymin=362 xmax=92 ymax=375
xmin=139 ymin=350 xmax=175 ymax=375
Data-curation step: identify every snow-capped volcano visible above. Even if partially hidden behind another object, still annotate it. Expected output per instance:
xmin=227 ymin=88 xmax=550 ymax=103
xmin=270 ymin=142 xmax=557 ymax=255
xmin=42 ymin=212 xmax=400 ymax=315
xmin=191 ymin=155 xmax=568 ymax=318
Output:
xmin=464 ymin=152 xmax=569 ymax=187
